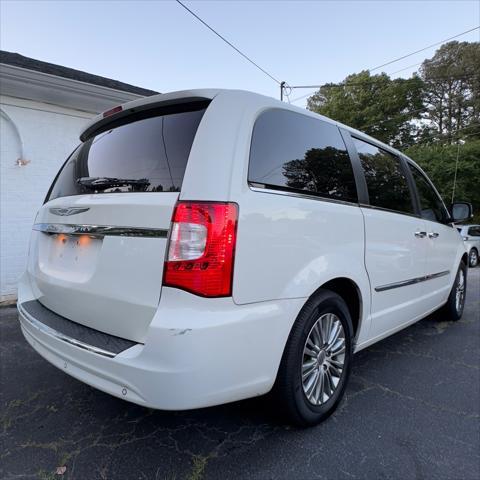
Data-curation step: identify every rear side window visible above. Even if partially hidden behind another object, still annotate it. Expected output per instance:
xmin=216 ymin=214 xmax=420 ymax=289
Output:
xmin=353 ymin=138 xmax=414 ymax=214
xmin=468 ymin=226 xmax=480 ymax=236
xmin=408 ymin=163 xmax=449 ymax=223
xmin=248 ymin=109 xmax=358 ymax=203
xmin=47 ymin=106 xmax=207 ymax=201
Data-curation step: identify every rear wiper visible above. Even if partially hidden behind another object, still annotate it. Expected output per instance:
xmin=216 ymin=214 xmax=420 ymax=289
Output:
xmin=77 ymin=177 xmax=150 ymax=190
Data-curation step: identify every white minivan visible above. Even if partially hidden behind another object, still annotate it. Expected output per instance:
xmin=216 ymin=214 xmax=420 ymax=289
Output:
xmin=18 ymin=89 xmax=472 ymax=426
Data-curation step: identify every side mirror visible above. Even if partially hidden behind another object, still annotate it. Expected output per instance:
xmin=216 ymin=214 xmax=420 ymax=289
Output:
xmin=450 ymin=202 xmax=473 ymax=223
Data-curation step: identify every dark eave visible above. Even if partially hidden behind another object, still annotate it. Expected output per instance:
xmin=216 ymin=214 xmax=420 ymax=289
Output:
xmin=0 ymin=50 xmax=158 ymax=97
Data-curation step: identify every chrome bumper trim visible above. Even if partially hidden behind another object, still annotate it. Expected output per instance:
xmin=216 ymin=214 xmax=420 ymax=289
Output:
xmin=18 ymin=302 xmax=117 ymax=358
xmin=32 ymin=223 xmax=169 ymax=238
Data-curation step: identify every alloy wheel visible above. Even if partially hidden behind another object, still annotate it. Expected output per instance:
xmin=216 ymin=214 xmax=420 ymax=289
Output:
xmin=455 ymin=269 xmax=466 ymax=313
xmin=302 ymin=313 xmax=346 ymax=405
xmin=470 ymin=250 xmax=478 ymax=267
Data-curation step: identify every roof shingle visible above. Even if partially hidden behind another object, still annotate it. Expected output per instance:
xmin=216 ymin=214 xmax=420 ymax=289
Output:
xmin=0 ymin=50 xmax=159 ymax=97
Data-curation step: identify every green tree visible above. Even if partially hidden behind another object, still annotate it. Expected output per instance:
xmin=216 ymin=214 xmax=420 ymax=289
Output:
xmin=307 ymin=71 xmax=424 ymax=148
xmin=405 ymin=140 xmax=480 ymax=222
xmin=420 ymin=41 xmax=480 ymax=143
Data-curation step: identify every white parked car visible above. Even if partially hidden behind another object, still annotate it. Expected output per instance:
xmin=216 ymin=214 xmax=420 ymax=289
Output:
xmin=457 ymin=225 xmax=480 ymax=267
xmin=18 ymin=90 xmax=472 ymax=426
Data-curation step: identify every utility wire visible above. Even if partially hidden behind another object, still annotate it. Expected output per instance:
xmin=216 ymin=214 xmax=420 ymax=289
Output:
xmin=359 ymin=105 xmax=431 ymax=131
xmin=289 ymin=72 xmax=479 ymax=103
xmin=369 ymin=26 xmax=480 ymax=72
xmin=290 ymin=91 xmax=315 ymax=103
xmin=362 ymin=108 xmax=480 ymax=135
xmin=451 ymin=142 xmax=461 ymax=203
xmin=175 ymin=0 xmax=281 ymax=85
xmin=389 ymin=61 xmax=423 ymax=76
xmin=399 ymin=126 xmax=480 ymax=151
xmin=289 ymin=72 xmax=479 ymax=90
xmin=289 ymin=26 xmax=479 ymax=101
xmin=290 ymin=74 xmax=477 ymax=103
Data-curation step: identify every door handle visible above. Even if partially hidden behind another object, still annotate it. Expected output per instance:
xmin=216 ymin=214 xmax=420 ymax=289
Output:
xmin=428 ymin=232 xmax=439 ymax=238
xmin=414 ymin=231 xmax=427 ymax=238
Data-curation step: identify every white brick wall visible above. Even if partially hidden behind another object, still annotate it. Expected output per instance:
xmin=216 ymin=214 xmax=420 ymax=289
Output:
xmin=0 ymin=95 xmax=95 ymax=301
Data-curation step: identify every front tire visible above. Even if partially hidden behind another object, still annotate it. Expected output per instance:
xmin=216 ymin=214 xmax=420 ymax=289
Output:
xmin=440 ymin=261 xmax=467 ymax=321
xmin=469 ymin=248 xmax=478 ymax=268
xmin=274 ymin=290 xmax=353 ymax=427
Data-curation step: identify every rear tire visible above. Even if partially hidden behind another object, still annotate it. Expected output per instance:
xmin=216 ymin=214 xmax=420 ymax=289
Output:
xmin=469 ymin=248 xmax=478 ymax=268
xmin=440 ymin=261 xmax=467 ymax=321
xmin=274 ymin=290 xmax=353 ymax=427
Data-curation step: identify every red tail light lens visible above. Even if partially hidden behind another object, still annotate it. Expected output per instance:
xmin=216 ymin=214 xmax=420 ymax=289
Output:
xmin=163 ymin=201 xmax=238 ymax=297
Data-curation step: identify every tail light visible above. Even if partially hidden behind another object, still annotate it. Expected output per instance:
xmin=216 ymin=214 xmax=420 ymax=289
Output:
xmin=163 ymin=201 xmax=238 ymax=297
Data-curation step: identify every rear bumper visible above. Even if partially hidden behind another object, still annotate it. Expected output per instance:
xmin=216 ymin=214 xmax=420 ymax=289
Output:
xmin=18 ymin=275 xmax=304 ymax=410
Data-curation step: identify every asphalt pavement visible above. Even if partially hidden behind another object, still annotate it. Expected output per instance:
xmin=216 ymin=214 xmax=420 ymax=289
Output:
xmin=1 ymin=269 xmax=479 ymax=480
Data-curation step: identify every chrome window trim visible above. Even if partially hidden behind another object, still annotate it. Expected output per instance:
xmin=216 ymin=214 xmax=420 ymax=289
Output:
xmin=33 ymin=223 xmax=169 ymax=238
xmin=359 ymin=203 xmax=422 ymax=220
xmin=375 ymin=270 xmax=450 ymax=292
xmin=249 ymin=184 xmax=360 ymax=208
xmin=18 ymin=303 xmax=118 ymax=358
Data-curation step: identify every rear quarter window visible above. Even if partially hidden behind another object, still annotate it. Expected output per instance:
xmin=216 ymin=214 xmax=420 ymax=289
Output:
xmin=248 ymin=109 xmax=358 ymax=203
xmin=46 ymin=104 xmax=207 ymax=201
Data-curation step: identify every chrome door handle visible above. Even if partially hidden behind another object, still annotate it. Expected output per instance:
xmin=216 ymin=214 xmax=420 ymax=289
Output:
xmin=428 ymin=232 xmax=439 ymax=238
xmin=415 ymin=231 xmax=427 ymax=238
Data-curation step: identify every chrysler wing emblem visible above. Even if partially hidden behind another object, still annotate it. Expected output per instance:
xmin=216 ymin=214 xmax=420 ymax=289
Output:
xmin=49 ymin=207 xmax=90 ymax=216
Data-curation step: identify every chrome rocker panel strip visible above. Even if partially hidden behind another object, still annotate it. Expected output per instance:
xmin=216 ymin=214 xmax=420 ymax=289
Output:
xmin=18 ymin=302 xmax=117 ymax=358
xmin=33 ymin=223 xmax=169 ymax=238
xmin=375 ymin=270 xmax=450 ymax=292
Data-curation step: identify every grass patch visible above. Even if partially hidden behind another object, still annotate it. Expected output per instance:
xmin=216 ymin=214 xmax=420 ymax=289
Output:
xmin=187 ymin=455 xmax=209 ymax=480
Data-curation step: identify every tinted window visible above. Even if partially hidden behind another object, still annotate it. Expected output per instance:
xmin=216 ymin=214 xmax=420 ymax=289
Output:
xmin=353 ymin=138 xmax=414 ymax=214
xmin=468 ymin=226 xmax=480 ymax=236
xmin=47 ymin=106 xmax=207 ymax=201
xmin=408 ymin=163 xmax=449 ymax=223
xmin=249 ymin=109 xmax=358 ymax=203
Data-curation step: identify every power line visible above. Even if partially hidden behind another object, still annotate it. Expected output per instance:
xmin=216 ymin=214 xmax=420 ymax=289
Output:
xmin=289 ymin=27 xmax=479 ymax=102
xmin=362 ymin=106 xmax=480 ymax=134
xmin=388 ymin=61 xmax=423 ymax=76
xmin=398 ymin=126 xmax=480 ymax=151
xmin=175 ymin=0 xmax=281 ymax=85
xmin=289 ymin=72 xmax=479 ymax=103
xmin=359 ymin=105 xmax=431 ymax=131
xmin=369 ymin=26 xmax=480 ymax=72
xmin=290 ymin=91 xmax=314 ymax=103
xmin=451 ymin=142 xmax=461 ymax=203
xmin=290 ymin=72 xmax=479 ymax=90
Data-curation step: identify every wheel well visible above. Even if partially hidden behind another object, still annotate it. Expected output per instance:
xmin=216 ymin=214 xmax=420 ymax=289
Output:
xmin=462 ymin=252 xmax=469 ymax=265
xmin=318 ymin=278 xmax=362 ymax=339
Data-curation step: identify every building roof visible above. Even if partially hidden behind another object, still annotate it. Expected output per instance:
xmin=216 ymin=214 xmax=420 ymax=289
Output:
xmin=0 ymin=50 xmax=158 ymax=97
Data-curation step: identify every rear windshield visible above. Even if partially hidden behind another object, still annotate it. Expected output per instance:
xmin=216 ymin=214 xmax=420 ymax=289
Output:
xmin=46 ymin=104 xmax=207 ymax=201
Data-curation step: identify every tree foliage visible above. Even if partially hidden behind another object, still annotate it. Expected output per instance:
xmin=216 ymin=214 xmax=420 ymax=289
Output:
xmin=305 ymin=41 xmax=480 ymax=216
xmin=306 ymin=41 xmax=480 ymax=148
xmin=307 ymin=71 xmax=423 ymax=147
xmin=405 ymin=140 xmax=480 ymax=222
xmin=420 ymin=41 xmax=480 ymax=144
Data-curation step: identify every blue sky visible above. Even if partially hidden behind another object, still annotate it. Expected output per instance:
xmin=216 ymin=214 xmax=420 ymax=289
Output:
xmin=1 ymin=0 xmax=479 ymax=106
